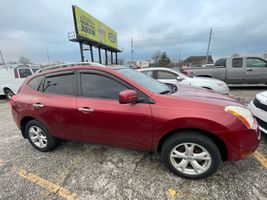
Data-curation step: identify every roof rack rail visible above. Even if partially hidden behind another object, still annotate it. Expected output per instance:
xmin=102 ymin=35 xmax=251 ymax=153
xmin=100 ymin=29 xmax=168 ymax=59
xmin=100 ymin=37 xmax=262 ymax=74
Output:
xmin=36 ymin=62 xmax=106 ymax=73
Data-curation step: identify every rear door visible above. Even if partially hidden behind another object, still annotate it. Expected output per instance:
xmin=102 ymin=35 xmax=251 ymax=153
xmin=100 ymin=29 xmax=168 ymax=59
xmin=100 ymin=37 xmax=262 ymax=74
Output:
xmin=32 ymin=71 xmax=83 ymax=140
xmin=155 ymin=70 xmax=179 ymax=85
xmin=245 ymin=57 xmax=267 ymax=84
xmin=77 ymin=70 xmax=153 ymax=150
xmin=226 ymin=58 xmax=245 ymax=84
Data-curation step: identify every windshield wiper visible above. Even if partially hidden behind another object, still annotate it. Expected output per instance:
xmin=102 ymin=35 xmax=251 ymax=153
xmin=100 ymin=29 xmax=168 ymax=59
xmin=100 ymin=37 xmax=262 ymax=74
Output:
xmin=159 ymin=90 xmax=171 ymax=94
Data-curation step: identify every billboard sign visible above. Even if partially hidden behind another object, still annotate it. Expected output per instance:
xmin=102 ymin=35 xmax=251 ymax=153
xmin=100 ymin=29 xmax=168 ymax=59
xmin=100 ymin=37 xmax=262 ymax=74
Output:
xmin=72 ymin=5 xmax=118 ymax=49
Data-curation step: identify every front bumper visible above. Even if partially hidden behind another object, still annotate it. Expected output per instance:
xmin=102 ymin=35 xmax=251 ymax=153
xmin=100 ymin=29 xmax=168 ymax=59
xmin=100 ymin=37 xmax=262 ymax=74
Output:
xmin=248 ymin=101 xmax=267 ymax=134
xmin=216 ymin=121 xmax=260 ymax=161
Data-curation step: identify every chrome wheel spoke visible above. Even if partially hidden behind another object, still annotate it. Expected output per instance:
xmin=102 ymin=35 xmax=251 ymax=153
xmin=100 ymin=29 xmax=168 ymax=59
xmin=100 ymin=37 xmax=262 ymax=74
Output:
xmin=171 ymin=150 xmax=186 ymax=159
xmin=193 ymin=152 xmax=210 ymax=160
xmin=185 ymin=143 xmax=194 ymax=154
xmin=190 ymin=160 xmax=206 ymax=173
xmin=176 ymin=159 xmax=189 ymax=171
xmin=28 ymin=126 xmax=47 ymax=149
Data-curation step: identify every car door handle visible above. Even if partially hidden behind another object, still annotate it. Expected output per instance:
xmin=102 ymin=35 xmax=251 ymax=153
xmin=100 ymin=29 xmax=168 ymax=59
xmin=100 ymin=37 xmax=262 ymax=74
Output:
xmin=78 ymin=107 xmax=94 ymax=113
xmin=246 ymin=69 xmax=253 ymax=72
xmin=32 ymin=103 xmax=44 ymax=108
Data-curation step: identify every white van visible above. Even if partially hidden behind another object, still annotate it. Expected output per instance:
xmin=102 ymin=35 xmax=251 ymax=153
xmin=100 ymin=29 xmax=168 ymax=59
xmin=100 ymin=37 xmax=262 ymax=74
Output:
xmin=0 ymin=65 xmax=38 ymax=99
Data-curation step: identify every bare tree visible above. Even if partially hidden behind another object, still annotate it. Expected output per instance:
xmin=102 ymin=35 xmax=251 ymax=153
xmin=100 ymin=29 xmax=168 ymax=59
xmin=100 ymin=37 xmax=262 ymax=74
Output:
xmin=232 ymin=53 xmax=240 ymax=57
xmin=19 ymin=56 xmax=31 ymax=65
xmin=263 ymin=51 xmax=267 ymax=58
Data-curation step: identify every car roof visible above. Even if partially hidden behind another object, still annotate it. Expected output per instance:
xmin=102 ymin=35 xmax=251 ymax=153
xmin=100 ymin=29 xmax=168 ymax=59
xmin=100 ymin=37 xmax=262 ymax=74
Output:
xmin=34 ymin=62 xmax=129 ymax=76
xmin=138 ymin=67 xmax=178 ymax=72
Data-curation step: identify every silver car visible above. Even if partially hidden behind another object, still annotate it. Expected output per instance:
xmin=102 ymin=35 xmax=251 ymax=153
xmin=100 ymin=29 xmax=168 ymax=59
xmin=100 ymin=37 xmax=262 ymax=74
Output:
xmin=138 ymin=67 xmax=229 ymax=94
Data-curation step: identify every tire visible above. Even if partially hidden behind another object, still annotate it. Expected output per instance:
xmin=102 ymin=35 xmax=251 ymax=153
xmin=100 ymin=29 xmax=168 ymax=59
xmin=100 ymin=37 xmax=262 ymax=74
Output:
xmin=161 ymin=131 xmax=221 ymax=179
xmin=25 ymin=120 xmax=59 ymax=152
xmin=4 ymin=89 xmax=15 ymax=100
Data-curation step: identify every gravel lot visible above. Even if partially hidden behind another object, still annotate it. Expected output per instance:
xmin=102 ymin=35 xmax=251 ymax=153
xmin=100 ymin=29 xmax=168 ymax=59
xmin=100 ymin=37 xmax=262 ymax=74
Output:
xmin=0 ymin=87 xmax=267 ymax=200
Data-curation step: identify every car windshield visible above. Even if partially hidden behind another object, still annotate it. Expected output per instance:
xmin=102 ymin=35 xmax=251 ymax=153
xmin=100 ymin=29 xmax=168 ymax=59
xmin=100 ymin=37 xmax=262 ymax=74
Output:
xmin=117 ymin=68 xmax=171 ymax=94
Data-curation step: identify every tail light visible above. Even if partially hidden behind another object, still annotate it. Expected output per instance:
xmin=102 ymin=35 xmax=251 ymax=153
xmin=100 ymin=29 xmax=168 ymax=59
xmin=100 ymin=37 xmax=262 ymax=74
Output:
xmin=14 ymin=69 xmax=19 ymax=79
xmin=181 ymin=71 xmax=188 ymax=75
xmin=9 ymin=95 xmax=16 ymax=106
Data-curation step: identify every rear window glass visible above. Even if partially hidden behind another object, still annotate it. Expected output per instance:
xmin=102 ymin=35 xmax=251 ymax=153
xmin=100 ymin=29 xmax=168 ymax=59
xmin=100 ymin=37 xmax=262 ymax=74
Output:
xmin=43 ymin=73 xmax=75 ymax=96
xmin=28 ymin=76 xmax=43 ymax=91
xmin=18 ymin=68 xmax=32 ymax=78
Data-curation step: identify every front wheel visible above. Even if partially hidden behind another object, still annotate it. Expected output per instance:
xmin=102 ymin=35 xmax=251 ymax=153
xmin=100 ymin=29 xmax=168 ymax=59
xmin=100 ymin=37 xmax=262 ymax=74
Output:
xmin=161 ymin=131 xmax=221 ymax=179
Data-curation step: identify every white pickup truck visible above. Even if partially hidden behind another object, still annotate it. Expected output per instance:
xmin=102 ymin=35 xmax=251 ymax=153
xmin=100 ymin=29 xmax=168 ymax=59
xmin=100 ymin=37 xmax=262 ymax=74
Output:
xmin=184 ymin=56 xmax=267 ymax=85
xmin=0 ymin=65 xmax=39 ymax=99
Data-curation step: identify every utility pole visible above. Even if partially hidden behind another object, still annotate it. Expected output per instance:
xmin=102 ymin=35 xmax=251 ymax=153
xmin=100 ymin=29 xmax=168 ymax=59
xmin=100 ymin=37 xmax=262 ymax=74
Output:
xmin=0 ymin=50 xmax=5 ymax=65
xmin=46 ymin=52 xmax=51 ymax=64
xmin=206 ymin=28 xmax=212 ymax=64
xmin=131 ymin=37 xmax=134 ymax=64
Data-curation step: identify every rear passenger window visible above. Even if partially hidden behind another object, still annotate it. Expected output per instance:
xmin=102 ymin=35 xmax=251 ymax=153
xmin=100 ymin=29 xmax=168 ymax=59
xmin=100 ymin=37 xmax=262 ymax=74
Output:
xmin=28 ymin=76 xmax=43 ymax=91
xmin=232 ymin=58 xmax=243 ymax=68
xmin=81 ymin=73 xmax=128 ymax=100
xmin=43 ymin=73 xmax=75 ymax=96
xmin=18 ymin=68 xmax=32 ymax=78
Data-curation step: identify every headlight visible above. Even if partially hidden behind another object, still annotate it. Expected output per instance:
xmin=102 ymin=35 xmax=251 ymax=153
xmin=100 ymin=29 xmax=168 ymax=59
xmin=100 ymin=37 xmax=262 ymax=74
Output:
xmin=225 ymin=106 xmax=254 ymax=129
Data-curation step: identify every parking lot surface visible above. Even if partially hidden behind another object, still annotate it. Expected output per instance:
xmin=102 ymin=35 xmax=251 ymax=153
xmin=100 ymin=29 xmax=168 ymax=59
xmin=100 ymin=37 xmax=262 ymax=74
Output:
xmin=0 ymin=87 xmax=267 ymax=200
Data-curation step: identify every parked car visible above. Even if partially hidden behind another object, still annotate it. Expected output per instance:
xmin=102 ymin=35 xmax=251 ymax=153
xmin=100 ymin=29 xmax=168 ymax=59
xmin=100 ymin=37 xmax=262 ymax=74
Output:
xmin=138 ymin=67 xmax=229 ymax=94
xmin=0 ymin=65 xmax=37 ymax=99
xmin=183 ymin=56 xmax=267 ymax=85
xmin=248 ymin=91 xmax=267 ymax=134
xmin=11 ymin=64 xmax=260 ymax=179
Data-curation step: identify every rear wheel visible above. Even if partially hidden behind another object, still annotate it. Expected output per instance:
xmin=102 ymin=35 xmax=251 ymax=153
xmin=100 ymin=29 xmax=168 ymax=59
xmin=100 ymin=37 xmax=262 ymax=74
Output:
xmin=161 ymin=131 xmax=221 ymax=179
xmin=25 ymin=120 xmax=59 ymax=152
xmin=4 ymin=88 xmax=14 ymax=100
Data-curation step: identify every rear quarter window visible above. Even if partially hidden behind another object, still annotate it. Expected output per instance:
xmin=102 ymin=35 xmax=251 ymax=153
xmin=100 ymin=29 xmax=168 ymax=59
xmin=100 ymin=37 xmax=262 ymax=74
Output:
xmin=27 ymin=76 xmax=43 ymax=91
xmin=18 ymin=68 xmax=32 ymax=78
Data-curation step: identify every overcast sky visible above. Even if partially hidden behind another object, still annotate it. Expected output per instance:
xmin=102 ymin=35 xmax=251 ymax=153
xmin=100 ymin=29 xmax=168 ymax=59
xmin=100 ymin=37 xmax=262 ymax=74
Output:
xmin=0 ymin=0 xmax=267 ymax=63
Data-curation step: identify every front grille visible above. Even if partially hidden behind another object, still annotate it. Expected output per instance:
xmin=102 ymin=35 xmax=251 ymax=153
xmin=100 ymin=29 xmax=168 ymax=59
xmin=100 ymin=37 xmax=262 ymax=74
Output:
xmin=256 ymin=117 xmax=267 ymax=130
xmin=253 ymin=98 xmax=267 ymax=112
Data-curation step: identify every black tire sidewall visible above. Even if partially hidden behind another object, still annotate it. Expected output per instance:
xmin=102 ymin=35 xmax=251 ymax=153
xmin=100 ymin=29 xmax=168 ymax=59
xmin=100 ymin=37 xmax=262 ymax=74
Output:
xmin=161 ymin=133 xmax=221 ymax=179
xmin=25 ymin=120 xmax=58 ymax=152
xmin=5 ymin=89 xmax=14 ymax=100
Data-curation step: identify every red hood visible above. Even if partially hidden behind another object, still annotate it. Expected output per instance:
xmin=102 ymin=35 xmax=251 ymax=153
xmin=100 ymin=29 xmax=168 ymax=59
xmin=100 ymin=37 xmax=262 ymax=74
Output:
xmin=171 ymin=85 xmax=240 ymax=104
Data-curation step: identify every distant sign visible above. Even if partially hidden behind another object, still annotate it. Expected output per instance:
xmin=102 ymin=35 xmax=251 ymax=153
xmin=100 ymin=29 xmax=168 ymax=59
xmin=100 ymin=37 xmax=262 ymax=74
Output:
xmin=72 ymin=5 xmax=118 ymax=49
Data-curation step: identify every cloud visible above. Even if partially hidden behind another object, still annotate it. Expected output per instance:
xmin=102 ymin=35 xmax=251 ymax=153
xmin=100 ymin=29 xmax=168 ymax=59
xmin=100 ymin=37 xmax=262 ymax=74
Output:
xmin=0 ymin=0 xmax=266 ymax=63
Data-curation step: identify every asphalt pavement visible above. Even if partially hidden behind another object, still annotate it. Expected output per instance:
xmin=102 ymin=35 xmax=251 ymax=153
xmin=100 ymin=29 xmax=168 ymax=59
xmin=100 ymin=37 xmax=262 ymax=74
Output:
xmin=0 ymin=88 xmax=266 ymax=200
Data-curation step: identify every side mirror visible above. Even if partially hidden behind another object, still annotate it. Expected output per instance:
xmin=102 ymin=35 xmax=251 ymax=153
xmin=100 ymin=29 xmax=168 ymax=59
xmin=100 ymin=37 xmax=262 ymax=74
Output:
xmin=119 ymin=90 xmax=138 ymax=104
xmin=176 ymin=76 xmax=184 ymax=81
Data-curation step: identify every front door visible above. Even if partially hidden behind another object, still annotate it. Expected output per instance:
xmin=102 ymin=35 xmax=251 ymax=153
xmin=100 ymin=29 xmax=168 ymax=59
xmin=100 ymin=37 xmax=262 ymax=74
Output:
xmin=245 ymin=57 xmax=267 ymax=84
xmin=77 ymin=70 xmax=153 ymax=150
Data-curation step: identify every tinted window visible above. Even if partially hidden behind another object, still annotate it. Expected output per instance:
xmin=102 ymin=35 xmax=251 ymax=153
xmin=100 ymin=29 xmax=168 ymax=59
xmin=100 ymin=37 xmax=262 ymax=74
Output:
xmin=157 ymin=71 xmax=177 ymax=79
xmin=247 ymin=58 xmax=267 ymax=68
xmin=43 ymin=73 xmax=75 ymax=95
xmin=28 ymin=76 xmax=43 ymax=91
xmin=18 ymin=68 xmax=32 ymax=78
xmin=142 ymin=70 xmax=154 ymax=78
xmin=81 ymin=73 xmax=128 ymax=99
xmin=215 ymin=59 xmax=226 ymax=66
xmin=232 ymin=58 xmax=243 ymax=68
xmin=31 ymin=68 xmax=40 ymax=73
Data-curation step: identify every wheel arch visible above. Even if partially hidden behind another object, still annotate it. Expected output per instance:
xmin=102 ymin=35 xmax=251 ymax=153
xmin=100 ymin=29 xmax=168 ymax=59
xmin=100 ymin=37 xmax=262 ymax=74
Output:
xmin=20 ymin=116 xmax=36 ymax=138
xmin=156 ymin=128 xmax=228 ymax=161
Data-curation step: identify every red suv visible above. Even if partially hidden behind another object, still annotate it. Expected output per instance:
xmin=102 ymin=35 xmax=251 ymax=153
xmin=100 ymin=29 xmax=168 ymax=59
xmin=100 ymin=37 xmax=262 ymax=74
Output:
xmin=11 ymin=64 xmax=260 ymax=179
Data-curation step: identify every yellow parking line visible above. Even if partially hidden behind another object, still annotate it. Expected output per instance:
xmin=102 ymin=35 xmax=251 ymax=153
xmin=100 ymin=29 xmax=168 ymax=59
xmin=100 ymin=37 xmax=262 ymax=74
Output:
xmin=254 ymin=151 xmax=267 ymax=169
xmin=18 ymin=169 xmax=79 ymax=200
xmin=168 ymin=188 xmax=177 ymax=199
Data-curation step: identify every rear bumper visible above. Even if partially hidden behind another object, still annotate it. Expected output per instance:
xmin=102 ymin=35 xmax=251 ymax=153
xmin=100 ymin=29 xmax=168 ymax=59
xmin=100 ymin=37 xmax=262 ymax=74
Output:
xmin=217 ymin=124 xmax=260 ymax=161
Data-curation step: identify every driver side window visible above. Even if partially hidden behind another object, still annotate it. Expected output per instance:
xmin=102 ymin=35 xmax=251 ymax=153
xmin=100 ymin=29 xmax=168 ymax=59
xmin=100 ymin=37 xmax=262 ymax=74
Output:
xmin=156 ymin=70 xmax=177 ymax=79
xmin=247 ymin=58 xmax=267 ymax=68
